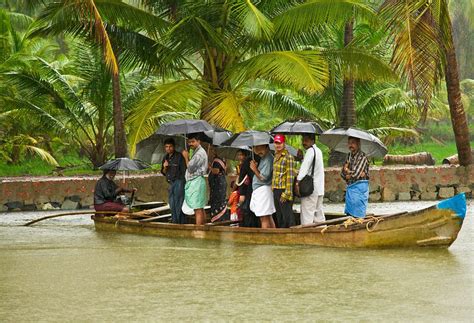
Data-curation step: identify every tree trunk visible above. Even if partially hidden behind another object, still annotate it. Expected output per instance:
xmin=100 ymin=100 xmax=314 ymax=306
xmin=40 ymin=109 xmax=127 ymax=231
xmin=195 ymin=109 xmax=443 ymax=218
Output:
xmin=112 ymin=71 xmax=128 ymax=158
xmin=444 ymin=20 xmax=472 ymax=166
xmin=340 ymin=20 xmax=356 ymax=128
xmin=329 ymin=20 xmax=355 ymax=167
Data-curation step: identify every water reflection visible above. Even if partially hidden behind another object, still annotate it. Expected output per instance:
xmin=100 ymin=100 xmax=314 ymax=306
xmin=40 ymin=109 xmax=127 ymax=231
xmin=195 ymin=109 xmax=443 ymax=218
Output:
xmin=0 ymin=201 xmax=472 ymax=321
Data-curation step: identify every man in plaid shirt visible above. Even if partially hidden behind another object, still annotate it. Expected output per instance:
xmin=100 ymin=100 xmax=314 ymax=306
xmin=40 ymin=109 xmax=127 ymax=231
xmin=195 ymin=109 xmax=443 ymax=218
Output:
xmin=272 ymin=134 xmax=296 ymax=228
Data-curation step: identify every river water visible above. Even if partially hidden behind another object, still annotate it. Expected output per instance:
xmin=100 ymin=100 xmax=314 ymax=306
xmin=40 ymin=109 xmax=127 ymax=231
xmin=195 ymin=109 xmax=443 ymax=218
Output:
xmin=0 ymin=200 xmax=473 ymax=322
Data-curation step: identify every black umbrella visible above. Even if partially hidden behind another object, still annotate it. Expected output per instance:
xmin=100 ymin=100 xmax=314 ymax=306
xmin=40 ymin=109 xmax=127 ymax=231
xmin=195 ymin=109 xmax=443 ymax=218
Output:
xmin=319 ymin=127 xmax=388 ymax=158
xmin=221 ymin=130 xmax=271 ymax=147
xmin=99 ymin=157 xmax=150 ymax=185
xmin=204 ymin=127 xmax=233 ymax=145
xmin=270 ymin=120 xmax=324 ymax=135
xmin=155 ymin=119 xmax=213 ymax=136
xmin=99 ymin=157 xmax=150 ymax=171
xmin=215 ymin=145 xmax=250 ymax=160
xmin=221 ymin=130 xmax=272 ymax=159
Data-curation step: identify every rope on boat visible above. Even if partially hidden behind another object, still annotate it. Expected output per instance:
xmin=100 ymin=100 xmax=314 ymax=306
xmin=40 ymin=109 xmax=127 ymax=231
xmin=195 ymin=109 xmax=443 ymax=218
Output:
xmin=365 ymin=216 xmax=384 ymax=232
xmin=319 ymin=216 xmax=384 ymax=234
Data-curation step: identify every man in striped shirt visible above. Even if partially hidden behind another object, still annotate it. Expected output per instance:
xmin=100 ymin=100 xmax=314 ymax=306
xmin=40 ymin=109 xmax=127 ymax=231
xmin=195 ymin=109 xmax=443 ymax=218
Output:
xmin=340 ymin=137 xmax=370 ymax=217
xmin=272 ymin=134 xmax=296 ymax=228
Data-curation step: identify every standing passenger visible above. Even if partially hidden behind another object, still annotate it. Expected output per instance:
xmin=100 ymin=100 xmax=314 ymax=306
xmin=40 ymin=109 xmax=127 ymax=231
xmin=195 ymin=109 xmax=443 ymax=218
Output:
xmin=182 ymin=133 xmax=208 ymax=225
xmin=272 ymin=134 xmax=296 ymax=228
xmin=161 ymin=138 xmax=186 ymax=224
xmin=238 ymin=150 xmax=260 ymax=228
xmin=341 ymin=137 xmax=370 ymax=218
xmin=295 ymin=134 xmax=325 ymax=225
xmin=209 ymin=148 xmax=228 ymax=222
xmin=249 ymin=145 xmax=276 ymax=229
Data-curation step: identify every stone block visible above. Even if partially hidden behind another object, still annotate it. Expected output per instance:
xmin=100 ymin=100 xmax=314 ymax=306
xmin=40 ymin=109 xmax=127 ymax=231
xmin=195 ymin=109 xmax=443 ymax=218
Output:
xmin=420 ymin=191 xmax=437 ymax=200
xmin=5 ymin=201 xmax=23 ymax=210
xmin=411 ymin=191 xmax=421 ymax=201
xmin=22 ymin=204 xmax=36 ymax=211
xmin=426 ymin=186 xmax=437 ymax=192
xmin=369 ymin=192 xmax=381 ymax=202
xmin=382 ymin=188 xmax=396 ymax=202
xmin=328 ymin=189 xmax=345 ymax=203
xmin=61 ymin=199 xmax=79 ymax=210
xmin=67 ymin=195 xmax=82 ymax=203
xmin=398 ymin=192 xmax=411 ymax=201
xmin=438 ymin=187 xmax=454 ymax=199
xmin=42 ymin=203 xmax=59 ymax=210
xmin=456 ymin=186 xmax=471 ymax=194
xmin=0 ymin=204 xmax=8 ymax=212
xmin=323 ymin=198 xmax=329 ymax=203
xmin=81 ymin=195 xmax=94 ymax=208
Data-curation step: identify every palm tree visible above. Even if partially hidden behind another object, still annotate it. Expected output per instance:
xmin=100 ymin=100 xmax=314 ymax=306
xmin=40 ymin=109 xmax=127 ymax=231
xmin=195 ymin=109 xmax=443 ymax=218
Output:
xmin=380 ymin=0 xmax=472 ymax=166
xmin=1 ymin=42 xmax=146 ymax=167
xmin=31 ymin=0 xmax=165 ymax=158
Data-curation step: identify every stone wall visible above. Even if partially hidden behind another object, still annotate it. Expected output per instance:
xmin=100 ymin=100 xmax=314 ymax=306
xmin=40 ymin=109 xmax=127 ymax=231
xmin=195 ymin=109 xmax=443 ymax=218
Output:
xmin=1 ymin=165 xmax=473 ymax=211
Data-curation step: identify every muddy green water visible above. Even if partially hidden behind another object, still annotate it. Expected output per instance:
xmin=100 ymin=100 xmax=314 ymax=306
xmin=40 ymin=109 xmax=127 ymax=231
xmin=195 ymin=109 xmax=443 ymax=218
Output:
xmin=0 ymin=201 xmax=473 ymax=322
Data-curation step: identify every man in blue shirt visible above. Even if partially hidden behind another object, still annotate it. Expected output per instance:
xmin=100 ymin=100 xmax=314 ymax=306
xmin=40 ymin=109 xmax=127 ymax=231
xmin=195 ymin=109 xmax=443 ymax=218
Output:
xmin=249 ymin=144 xmax=276 ymax=229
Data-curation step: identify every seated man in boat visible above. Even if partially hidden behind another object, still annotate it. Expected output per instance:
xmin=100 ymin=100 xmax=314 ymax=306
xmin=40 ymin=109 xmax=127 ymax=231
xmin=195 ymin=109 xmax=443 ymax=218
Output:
xmin=182 ymin=133 xmax=208 ymax=225
xmin=249 ymin=144 xmax=276 ymax=229
xmin=94 ymin=170 xmax=137 ymax=214
xmin=161 ymin=138 xmax=187 ymax=224
xmin=341 ymin=137 xmax=370 ymax=218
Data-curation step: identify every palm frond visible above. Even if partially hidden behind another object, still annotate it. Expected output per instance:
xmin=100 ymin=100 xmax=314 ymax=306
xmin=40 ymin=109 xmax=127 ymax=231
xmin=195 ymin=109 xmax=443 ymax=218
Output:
xmin=230 ymin=50 xmax=329 ymax=94
xmin=127 ymin=80 xmax=203 ymax=156
xmin=204 ymin=91 xmax=246 ymax=132
xmin=25 ymin=145 xmax=59 ymax=166
xmin=249 ymin=88 xmax=316 ymax=121
xmin=232 ymin=0 xmax=274 ymax=40
xmin=273 ymin=0 xmax=377 ymax=39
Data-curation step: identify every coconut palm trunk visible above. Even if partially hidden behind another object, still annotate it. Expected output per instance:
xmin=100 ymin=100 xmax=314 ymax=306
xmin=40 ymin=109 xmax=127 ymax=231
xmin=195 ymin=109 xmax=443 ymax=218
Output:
xmin=443 ymin=21 xmax=472 ymax=166
xmin=112 ymin=70 xmax=128 ymax=158
xmin=329 ymin=20 xmax=355 ymax=166
xmin=340 ymin=20 xmax=356 ymax=128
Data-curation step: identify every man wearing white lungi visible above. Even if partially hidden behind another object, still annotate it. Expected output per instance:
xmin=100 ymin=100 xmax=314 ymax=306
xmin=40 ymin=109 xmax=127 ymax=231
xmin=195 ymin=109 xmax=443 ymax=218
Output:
xmin=295 ymin=134 xmax=325 ymax=225
xmin=182 ymin=133 xmax=208 ymax=225
xmin=249 ymin=144 xmax=276 ymax=229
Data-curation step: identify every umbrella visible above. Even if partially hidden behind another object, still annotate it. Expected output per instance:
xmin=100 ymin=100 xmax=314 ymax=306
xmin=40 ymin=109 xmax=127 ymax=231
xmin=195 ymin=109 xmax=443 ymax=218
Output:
xmin=99 ymin=157 xmax=150 ymax=190
xmin=99 ymin=157 xmax=150 ymax=171
xmin=319 ymin=127 xmax=388 ymax=158
xmin=156 ymin=119 xmax=214 ymax=149
xmin=221 ymin=130 xmax=271 ymax=147
xmin=221 ymin=130 xmax=271 ymax=159
xmin=135 ymin=134 xmax=184 ymax=164
xmin=155 ymin=119 xmax=213 ymax=136
xmin=215 ymin=145 xmax=250 ymax=160
xmin=270 ymin=120 xmax=324 ymax=135
xmin=204 ymin=127 xmax=233 ymax=145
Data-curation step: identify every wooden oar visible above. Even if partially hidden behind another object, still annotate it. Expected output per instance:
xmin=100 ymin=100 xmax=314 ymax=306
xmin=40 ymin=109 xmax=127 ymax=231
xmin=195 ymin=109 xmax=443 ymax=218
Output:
xmin=23 ymin=211 xmax=123 ymax=226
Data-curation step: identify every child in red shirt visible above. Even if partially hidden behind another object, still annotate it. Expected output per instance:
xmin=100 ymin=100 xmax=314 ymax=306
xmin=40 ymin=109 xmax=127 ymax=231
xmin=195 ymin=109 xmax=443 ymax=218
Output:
xmin=228 ymin=181 xmax=240 ymax=222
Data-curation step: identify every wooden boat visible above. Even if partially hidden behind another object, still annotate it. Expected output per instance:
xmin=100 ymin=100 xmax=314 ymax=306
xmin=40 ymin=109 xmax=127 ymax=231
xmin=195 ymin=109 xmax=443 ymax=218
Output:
xmin=92 ymin=194 xmax=468 ymax=248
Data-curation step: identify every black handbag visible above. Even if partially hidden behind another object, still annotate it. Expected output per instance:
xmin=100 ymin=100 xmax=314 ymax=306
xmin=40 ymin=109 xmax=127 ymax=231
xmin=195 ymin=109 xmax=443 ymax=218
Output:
xmin=298 ymin=147 xmax=315 ymax=197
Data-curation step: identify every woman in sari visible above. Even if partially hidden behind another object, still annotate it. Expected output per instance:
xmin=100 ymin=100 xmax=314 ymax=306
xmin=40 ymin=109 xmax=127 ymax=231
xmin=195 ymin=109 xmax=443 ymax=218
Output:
xmin=209 ymin=149 xmax=228 ymax=222
xmin=237 ymin=150 xmax=261 ymax=227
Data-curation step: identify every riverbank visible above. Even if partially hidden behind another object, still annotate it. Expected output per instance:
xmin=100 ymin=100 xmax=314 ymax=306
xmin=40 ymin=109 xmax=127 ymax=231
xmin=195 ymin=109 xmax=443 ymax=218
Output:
xmin=1 ymin=165 xmax=472 ymax=212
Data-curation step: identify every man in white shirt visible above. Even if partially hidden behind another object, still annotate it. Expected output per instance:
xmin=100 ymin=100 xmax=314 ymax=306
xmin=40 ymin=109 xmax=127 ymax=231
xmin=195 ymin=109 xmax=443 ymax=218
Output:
xmin=295 ymin=134 xmax=325 ymax=225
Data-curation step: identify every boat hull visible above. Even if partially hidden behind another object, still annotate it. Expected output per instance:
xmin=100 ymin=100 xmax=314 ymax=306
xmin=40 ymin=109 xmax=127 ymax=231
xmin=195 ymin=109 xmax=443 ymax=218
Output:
xmin=92 ymin=201 xmax=465 ymax=248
